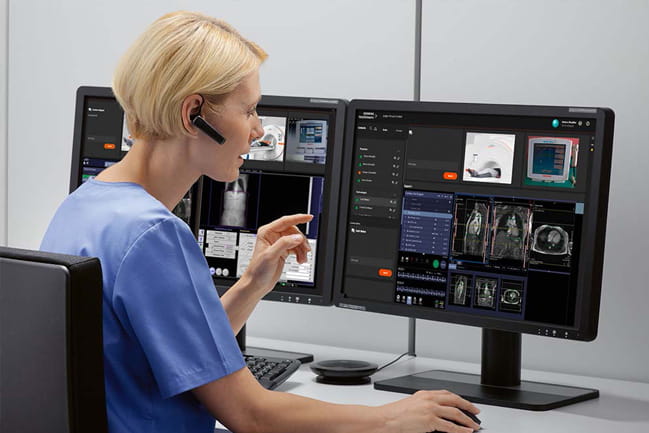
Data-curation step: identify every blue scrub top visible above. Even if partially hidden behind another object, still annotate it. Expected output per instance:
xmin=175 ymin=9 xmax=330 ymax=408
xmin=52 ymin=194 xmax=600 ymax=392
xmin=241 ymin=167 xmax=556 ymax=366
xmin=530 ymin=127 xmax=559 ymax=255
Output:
xmin=41 ymin=180 xmax=245 ymax=433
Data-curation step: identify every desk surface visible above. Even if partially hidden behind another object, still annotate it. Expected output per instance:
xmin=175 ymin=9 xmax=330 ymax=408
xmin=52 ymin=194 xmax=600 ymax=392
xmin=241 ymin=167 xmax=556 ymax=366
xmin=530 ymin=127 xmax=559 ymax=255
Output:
xmin=221 ymin=337 xmax=649 ymax=433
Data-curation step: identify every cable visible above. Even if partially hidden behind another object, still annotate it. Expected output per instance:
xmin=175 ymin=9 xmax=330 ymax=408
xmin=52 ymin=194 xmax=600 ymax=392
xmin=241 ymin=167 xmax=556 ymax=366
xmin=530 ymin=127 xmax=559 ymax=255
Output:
xmin=375 ymin=351 xmax=414 ymax=373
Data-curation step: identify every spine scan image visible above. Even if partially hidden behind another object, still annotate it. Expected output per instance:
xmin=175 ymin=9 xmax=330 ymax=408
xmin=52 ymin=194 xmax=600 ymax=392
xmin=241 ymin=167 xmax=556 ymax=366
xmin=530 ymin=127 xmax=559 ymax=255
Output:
xmin=220 ymin=174 xmax=249 ymax=227
xmin=449 ymin=274 xmax=472 ymax=306
xmin=463 ymin=202 xmax=489 ymax=258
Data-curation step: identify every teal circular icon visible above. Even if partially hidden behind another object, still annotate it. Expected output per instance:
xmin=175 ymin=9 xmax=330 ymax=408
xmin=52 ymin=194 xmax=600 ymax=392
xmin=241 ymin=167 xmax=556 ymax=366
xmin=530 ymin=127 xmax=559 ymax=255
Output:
xmin=552 ymin=119 xmax=560 ymax=128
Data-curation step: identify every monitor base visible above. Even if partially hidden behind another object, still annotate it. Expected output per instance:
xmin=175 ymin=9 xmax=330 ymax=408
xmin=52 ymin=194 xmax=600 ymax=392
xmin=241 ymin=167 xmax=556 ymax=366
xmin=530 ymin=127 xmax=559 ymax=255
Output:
xmin=374 ymin=369 xmax=599 ymax=411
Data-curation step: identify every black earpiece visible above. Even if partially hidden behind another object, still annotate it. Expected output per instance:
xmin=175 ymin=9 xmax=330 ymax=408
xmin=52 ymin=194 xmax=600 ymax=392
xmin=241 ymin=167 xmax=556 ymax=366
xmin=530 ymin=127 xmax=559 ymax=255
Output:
xmin=190 ymin=95 xmax=226 ymax=145
xmin=190 ymin=114 xmax=226 ymax=145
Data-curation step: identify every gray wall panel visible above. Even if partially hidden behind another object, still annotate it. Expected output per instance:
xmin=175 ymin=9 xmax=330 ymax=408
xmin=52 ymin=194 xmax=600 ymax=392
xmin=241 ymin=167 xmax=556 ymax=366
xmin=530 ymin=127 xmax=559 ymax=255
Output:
xmin=7 ymin=0 xmax=418 ymax=372
xmin=420 ymin=0 xmax=649 ymax=382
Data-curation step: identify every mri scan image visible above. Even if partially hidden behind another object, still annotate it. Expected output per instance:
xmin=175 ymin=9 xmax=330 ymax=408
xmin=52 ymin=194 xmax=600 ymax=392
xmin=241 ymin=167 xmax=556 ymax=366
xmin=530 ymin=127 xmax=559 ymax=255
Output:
xmin=532 ymin=224 xmax=570 ymax=256
xmin=491 ymin=205 xmax=531 ymax=262
xmin=449 ymin=274 xmax=472 ymax=306
xmin=474 ymin=277 xmax=497 ymax=309
xmin=463 ymin=202 xmax=489 ymax=257
xmin=499 ymin=280 xmax=524 ymax=313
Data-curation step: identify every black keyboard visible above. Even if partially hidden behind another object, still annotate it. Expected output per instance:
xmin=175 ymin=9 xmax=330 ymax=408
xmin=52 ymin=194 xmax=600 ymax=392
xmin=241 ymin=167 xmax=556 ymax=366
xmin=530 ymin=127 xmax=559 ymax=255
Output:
xmin=244 ymin=354 xmax=301 ymax=390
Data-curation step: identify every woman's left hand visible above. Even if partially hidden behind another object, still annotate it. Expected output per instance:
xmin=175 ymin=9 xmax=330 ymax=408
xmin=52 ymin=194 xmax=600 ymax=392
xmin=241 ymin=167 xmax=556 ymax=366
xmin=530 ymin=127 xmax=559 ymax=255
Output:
xmin=241 ymin=213 xmax=313 ymax=296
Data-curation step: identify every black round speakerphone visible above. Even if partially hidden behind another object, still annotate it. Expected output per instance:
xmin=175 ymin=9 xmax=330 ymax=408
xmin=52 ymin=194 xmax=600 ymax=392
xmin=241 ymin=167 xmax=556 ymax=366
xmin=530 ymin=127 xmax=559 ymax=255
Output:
xmin=310 ymin=360 xmax=379 ymax=385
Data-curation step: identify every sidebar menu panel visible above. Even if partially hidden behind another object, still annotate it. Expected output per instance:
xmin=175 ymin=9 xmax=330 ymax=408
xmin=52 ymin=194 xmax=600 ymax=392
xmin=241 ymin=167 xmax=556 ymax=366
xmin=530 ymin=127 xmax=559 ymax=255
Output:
xmin=343 ymin=122 xmax=407 ymax=301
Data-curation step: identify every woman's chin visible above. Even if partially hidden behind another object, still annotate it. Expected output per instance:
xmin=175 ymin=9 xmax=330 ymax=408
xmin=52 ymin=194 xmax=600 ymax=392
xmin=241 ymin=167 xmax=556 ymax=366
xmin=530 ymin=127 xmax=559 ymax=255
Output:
xmin=205 ymin=168 xmax=240 ymax=183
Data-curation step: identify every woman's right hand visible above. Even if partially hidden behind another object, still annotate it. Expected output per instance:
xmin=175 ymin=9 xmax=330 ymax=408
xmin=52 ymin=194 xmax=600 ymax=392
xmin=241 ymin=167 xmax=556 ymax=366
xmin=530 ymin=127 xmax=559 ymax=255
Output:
xmin=380 ymin=390 xmax=481 ymax=433
xmin=240 ymin=213 xmax=313 ymax=297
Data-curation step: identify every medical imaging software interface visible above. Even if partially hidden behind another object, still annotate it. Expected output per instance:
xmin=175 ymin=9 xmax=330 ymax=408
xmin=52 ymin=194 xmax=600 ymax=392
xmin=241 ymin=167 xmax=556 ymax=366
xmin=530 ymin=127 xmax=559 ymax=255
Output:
xmin=76 ymin=95 xmax=192 ymax=223
xmin=343 ymin=109 xmax=596 ymax=327
xmin=78 ymin=96 xmax=131 ymax=183
xmin=198 ymin=105 xmax=333 ymax=297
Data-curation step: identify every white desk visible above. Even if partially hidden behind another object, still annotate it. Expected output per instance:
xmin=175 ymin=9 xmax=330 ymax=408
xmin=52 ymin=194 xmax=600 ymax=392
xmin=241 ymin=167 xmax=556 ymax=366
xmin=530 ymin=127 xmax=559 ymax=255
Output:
xmin=224 ymin=337 xmax=649 ymax=433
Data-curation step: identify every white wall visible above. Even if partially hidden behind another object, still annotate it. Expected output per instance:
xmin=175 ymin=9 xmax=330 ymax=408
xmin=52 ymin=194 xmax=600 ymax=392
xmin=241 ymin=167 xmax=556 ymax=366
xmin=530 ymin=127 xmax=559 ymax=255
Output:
xmin=7 ymin=0 xmax=415 ymax=249
xmin=6 ymin=0 xmax=648 ymax=384
xmin=0 ymin=0 xmax=7 ymax=246
xmin=7 ymin=0 xmax=419 ymax=368
xmin=418 ymin=0 xmax=649 ymax=382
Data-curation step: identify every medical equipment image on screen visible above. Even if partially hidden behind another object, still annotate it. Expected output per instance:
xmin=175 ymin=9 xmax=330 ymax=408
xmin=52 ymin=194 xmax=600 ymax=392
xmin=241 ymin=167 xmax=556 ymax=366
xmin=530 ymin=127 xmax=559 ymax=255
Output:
xmin=244 ymin=116 xmax=287 ymax=161
xmin=524 ymin=136 xmax=579 ymax=188
xmin=285 ymin=118 xmax=328 ymax=164
xmin=463 ymin=132 xmax=516 ymax=184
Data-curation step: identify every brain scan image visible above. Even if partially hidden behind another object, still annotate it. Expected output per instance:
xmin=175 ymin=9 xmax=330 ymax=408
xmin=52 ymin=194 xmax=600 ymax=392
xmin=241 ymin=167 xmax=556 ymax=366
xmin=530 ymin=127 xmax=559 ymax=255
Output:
xmin=491 ymin=205 xmax=531 ymax=262
xmin=532 ymin=225 xmax=570 ymax=255
xmin=220 ymin=174 xmax=249 ymax=227
xmin=474 ymin=277 xmax=497 ymax=309
xmin=450 ymin=274 xmax=471 ymax=306
xmin=463 ymin=202 xmax=489 ymax=257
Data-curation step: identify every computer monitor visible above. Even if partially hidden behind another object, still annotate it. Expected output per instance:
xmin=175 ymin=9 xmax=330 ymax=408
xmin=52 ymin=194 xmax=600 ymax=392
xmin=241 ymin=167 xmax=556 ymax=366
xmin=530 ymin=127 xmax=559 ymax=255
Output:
xmin=335 ymin=99 xmax=614 ymax=410
xmin=70 ymin=86 xmax=195 ymax=225
xmin=197 ymin=95 xmax=346 ymax=359
xmin=71 ymin=88 xmax=346 ymax=360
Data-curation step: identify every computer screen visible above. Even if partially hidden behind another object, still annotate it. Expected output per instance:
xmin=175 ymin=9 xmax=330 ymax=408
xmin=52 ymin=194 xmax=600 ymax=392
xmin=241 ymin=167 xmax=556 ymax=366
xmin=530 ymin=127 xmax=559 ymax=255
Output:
xmin=71 ymin=89 xmax=345 ymax=308
xmin=198 ymin=95 xmax=346 ymax=306
xmin=335 ymin=99 xmax=614 ymax=409
xmin=70 ymin=86 xmax=194 ymax=225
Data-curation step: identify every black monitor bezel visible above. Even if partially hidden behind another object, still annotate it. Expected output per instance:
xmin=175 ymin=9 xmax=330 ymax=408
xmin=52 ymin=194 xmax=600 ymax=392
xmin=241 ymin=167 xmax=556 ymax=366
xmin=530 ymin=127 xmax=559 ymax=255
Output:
xmin=70 ymin=86 xmax=117 ymax=193
xmin=207 ymin=95 xmax=347 ymax=306
xmin=334 ymin=99 xmax=614 ymax=341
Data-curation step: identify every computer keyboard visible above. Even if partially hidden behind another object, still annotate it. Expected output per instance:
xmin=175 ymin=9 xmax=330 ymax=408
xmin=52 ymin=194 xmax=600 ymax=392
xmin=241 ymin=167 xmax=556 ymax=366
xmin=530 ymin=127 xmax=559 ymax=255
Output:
xmin=244 ymin=354 xmax=301 ymax=390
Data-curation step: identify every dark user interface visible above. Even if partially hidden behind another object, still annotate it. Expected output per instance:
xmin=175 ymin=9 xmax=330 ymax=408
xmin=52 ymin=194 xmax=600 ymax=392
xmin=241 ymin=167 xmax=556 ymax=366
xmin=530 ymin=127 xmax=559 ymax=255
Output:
xmin=198 ymin=104 xmax=336 ymax=299
xmin=79 ymin=96 xmax=130 ymax=184
xmin=198 ymin=171 xmax=323 ymax=288
xmin=76 ymin=95 xmax=191 ymax=224
xmin=343 ymin=109 xmax=596 ymax=327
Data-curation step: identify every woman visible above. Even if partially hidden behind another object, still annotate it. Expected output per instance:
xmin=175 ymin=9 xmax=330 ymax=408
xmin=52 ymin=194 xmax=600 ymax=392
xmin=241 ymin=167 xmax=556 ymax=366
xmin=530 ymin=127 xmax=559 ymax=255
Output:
xmin=41 ymin=11 xmax=480 ymax=433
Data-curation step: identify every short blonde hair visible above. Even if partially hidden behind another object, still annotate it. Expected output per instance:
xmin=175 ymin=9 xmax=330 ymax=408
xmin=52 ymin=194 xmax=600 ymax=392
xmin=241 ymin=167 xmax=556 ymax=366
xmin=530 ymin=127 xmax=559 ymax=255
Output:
xmin=112 ymin=11 xmax=267 ymax=140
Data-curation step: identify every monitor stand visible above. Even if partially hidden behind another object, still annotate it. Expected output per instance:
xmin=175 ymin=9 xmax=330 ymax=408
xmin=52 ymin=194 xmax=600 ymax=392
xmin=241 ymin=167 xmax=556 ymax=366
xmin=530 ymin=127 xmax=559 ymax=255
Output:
xmin=374 ymin=329 xmax=598 ymax=411
xmin=236 ymin=324 xmax=314 ymax=364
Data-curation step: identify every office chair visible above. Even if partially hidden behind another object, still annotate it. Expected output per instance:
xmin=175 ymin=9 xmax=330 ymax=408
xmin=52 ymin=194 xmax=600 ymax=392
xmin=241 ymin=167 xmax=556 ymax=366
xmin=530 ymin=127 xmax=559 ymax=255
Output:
xmin=0 ymin=246 xmax=107 ymax=433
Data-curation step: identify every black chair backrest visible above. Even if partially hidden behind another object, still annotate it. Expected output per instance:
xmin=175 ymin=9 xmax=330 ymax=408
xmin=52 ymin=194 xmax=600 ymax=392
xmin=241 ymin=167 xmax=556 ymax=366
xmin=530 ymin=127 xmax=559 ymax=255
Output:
xmin=0 ymin=246 xmax=107 ymax=433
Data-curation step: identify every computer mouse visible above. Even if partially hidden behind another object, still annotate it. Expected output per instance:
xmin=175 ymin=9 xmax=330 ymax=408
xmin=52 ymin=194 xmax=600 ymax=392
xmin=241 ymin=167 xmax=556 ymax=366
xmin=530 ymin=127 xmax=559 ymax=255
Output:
xmin=432 ymin=408 xmax=482 ymax=432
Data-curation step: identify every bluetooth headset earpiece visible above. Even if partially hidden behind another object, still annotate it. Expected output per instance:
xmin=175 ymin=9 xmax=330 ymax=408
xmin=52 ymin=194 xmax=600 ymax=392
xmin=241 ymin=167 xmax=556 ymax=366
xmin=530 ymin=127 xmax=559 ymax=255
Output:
xmin=189 ymin=95 xmax=226 ymax=145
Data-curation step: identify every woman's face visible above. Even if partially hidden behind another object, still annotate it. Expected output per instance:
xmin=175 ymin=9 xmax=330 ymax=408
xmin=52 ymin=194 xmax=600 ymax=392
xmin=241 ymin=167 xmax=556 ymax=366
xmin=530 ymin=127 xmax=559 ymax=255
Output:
xmin=196 ymin=69 xmax=263 ymax=182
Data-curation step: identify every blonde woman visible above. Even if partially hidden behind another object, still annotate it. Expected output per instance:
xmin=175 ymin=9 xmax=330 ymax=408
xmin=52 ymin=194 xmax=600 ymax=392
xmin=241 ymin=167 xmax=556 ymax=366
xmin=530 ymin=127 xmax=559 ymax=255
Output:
xmin=41 ymin=11 xmax=480 ymax=433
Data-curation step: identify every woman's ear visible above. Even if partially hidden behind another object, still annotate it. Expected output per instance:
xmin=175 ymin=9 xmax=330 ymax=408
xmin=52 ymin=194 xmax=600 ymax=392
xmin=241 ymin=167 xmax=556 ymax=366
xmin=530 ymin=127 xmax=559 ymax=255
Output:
xmin=181 ymin=94 xmax=203 ymax=136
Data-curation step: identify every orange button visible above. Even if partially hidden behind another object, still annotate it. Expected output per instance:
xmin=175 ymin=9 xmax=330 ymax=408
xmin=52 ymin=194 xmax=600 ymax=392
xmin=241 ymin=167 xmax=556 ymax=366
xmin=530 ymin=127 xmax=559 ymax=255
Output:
xmin=378 ymin=268 xmax=393 ymax=277
xmin=103 ymin=143 xmax=116 ymax=150
xmin=443 ymin=171 xmax=458 ymax=180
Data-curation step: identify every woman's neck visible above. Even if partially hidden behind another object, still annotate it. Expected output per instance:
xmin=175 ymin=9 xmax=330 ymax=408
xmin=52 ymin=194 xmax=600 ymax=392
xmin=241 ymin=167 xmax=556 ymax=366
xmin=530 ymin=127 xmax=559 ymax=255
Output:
xmin=94 ymin=137 xmax=200 ymax=211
